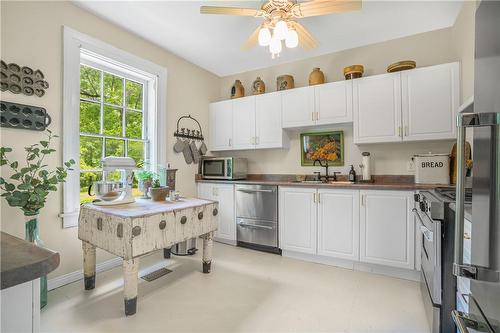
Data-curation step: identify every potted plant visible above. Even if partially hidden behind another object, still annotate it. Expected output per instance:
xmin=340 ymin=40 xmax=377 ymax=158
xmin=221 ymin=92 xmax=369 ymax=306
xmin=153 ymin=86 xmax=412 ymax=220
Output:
xmin=135 ymin=169 xmax=154 ymax=199
xmin=149 ymin=178 xmax=169 ymax=201
xmin=0 ymin=130 xmax=75 ymax=308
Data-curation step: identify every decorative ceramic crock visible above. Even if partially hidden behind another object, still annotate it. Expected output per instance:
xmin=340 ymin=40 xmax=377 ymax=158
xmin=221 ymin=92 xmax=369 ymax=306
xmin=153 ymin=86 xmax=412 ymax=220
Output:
xmin=252 ymin=77 xmax=265 ymax=95
xmin=24 ymin=214 xmax=48 ymax=308
xmin=276 ymin=75 xmax=295 ymax=91
xmin=231 ymin=80 xmax=245 ymax=99
xmin=343 ymin=65 xmax=364 ymax=80
xmin=308 ymin=68 xmax=325 ymax=85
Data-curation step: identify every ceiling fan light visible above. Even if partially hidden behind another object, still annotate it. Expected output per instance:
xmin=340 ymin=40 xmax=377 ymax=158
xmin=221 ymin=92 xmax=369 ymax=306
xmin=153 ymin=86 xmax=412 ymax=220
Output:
xmin=258 ymin=27 xmax=272 ymax=46
xmin=274 ymin=20 xmax=288 ymax=40
xmin=285 ymin=29 xmax=299 ymax=48
xmin=269 ymin=36 xmax=282 ymax=55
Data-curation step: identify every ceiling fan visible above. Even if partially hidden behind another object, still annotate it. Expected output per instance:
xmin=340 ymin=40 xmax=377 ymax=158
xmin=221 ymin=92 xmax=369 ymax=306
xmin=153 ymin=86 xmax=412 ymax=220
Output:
xmin=200 ymin=0 xmax=362 ymax=57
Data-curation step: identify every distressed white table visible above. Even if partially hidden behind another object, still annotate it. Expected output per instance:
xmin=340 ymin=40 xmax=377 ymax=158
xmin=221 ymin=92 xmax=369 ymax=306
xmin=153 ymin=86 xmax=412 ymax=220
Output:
xmin=78 ymin=198 xmax=218 ymax=316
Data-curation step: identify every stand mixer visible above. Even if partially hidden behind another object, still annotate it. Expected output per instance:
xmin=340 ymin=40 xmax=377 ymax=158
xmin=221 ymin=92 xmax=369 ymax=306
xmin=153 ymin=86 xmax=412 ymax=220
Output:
xmin=88 ymin=157 xmax=136 ymax=206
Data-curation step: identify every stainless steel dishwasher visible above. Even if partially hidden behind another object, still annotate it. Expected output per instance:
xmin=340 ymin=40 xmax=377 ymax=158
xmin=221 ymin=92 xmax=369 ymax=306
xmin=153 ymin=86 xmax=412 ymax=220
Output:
xmin=235 ymin=184 xmax=280 ymax=254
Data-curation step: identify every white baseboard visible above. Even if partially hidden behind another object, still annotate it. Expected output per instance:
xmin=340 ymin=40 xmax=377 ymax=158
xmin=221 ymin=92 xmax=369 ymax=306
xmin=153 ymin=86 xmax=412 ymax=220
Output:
xmin=282 ymin=250 xmax=420 ymax=282
xmin=48 ymin=257 xmax=122 ymax=291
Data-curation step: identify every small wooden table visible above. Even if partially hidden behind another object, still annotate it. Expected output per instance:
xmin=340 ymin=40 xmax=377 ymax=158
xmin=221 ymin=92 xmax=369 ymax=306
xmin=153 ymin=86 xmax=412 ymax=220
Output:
xmin=78 ymin=198 xmax=218 ymax=316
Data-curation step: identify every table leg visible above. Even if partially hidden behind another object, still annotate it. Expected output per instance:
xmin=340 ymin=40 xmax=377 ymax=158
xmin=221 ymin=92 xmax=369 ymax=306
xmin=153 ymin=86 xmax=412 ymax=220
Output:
xmin=123 ymin=258 xmax=139 ymax=316
xmin=202 ymin=232 xmax=213 ymax=274
xmin=163 ymin=247 xmax=171 ymax=259
xmin=82 ymin=241 xmax=96 ymax=290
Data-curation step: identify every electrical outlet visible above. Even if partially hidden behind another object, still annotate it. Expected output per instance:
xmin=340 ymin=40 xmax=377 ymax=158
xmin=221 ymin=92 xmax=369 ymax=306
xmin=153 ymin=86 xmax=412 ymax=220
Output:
xmin=407 ymin=159 xmax=415 ymax=172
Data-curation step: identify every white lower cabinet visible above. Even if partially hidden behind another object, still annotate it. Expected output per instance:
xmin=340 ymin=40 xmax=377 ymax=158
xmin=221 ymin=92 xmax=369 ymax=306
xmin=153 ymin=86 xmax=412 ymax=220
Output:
xmin=197 ymin=183 xmax=235 ymax=244
xmin=279 ymin=187 xmax=317 ymax=254
xmin=359 ymin=190 xmax=415 ymax=269
xmin=317 ymin=189 xmax=360 ymax=261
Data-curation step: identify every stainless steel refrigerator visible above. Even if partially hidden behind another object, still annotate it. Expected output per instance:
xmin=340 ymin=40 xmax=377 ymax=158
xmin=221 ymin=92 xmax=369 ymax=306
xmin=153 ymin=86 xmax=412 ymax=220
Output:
xmin=453 ymin=2 xmax=500 ymax=332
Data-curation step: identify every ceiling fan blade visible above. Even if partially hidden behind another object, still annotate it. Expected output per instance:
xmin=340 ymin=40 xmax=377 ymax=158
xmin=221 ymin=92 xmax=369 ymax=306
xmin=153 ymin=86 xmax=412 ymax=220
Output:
xmin=242 ymin=25 xmax=262 ymax=50
xmin=200 ymin=6 xmax=261 ymax=17
xmin=290 ymin=21 xmax=317 ymax=49
xmin=292 ymin=0 xmax=362 ymax=18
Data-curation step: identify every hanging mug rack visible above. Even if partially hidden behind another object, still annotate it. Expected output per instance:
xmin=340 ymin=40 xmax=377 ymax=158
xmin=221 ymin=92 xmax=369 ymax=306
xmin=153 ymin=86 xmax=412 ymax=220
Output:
xmin=174 ymin=115 xmax=204 ymax=141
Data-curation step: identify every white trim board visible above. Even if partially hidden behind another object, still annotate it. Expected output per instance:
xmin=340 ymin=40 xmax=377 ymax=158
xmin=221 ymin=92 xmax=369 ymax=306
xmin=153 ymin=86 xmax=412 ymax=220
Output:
xmin=61 ymin=26 xmax=167 ymax=228
xmin=48 ymin=257 xmax=122 ymax=291
xmin=282 ymin=250 xmax=420 ymax=282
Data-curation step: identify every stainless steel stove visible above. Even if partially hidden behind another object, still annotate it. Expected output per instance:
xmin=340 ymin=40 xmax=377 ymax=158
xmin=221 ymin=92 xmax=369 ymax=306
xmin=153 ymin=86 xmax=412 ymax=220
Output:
xmin=434 ymin=187 xmax=472 ymax=203
xmin=414 ymin=189 xmax=465 ymax=333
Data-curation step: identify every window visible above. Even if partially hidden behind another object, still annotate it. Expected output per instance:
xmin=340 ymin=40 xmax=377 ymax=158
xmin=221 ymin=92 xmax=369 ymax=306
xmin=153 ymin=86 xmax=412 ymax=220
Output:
xmin=79 ymin=62 xmax=148 ymax=203
xmin=62 ymin=27 xmax=167 ymax=227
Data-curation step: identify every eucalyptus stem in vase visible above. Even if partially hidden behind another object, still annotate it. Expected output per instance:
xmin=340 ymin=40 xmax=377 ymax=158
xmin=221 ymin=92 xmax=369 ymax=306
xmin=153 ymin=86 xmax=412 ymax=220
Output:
xmin=0 ymin=129 xmax=75 ymax=308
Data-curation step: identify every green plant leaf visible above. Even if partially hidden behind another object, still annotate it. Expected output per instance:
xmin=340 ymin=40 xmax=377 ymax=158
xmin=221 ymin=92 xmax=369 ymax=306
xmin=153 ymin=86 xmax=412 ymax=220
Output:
xmin=40 ymin=141 xmax=49 ymax=148
xmin=5 ymin=183 xmax=15 ymax=191
xmin=10 ymin=161 xmax=18 ymax=169
xmin=10 ymin=173 xmax=21 ymax=180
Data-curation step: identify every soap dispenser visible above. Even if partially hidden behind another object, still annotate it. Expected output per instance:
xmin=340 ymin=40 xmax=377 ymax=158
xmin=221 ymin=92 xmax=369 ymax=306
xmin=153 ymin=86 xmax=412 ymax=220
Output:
xmin=348 ymin=165 xmax=356 ymax=182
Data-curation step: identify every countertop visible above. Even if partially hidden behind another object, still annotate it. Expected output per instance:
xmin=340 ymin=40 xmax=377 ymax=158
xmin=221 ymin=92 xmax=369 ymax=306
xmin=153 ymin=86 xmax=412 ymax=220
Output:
xmin=81 ymin=197 xmax=216 ymax=218
xmin=196 ymin=174 xmax=453 ymax=191
xmin=1 ymin=232 xmax=60 ymax=290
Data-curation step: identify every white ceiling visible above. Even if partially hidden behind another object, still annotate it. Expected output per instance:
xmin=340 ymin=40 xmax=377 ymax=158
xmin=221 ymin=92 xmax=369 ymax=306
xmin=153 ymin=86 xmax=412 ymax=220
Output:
xmin=74 ymin=1 xmax=464 ymax=77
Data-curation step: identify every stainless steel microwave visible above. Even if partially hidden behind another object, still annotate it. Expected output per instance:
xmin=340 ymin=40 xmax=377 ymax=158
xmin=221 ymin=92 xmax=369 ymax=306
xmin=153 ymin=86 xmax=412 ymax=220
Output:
xmin=201 ymin=157 xmax=248 ymax=180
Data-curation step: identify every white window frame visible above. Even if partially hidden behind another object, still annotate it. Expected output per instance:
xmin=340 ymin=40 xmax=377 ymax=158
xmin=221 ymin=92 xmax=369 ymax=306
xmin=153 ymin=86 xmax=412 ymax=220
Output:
xmin=62 ymin=27 xmax=167 ymax=228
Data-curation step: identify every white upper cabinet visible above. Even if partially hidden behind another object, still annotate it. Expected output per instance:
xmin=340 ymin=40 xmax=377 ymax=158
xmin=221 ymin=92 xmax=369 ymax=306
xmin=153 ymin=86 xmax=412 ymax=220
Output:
xmin=401 ymin=62 xmax=459 ymax=141
xmin=255 ymin=92 xmax=287 ymax=149
xmin=209 ymin=100 xmax=233 ymax=151
xmin=279 ymin=187 xmax=317 ymax=254
xmin=317 ymin=189 xmax=359 ymax=261
xmin=353 ymin=72 xmax=402 ymax=144
xmin=281 ymin=86 xmax=315 ymax=128
xmin=232 ymin=96 xmax=256 ymax=150
xmin=359 ymin=190 xmax=415 ymax=270
xmin=315 ymin=80 xmax=353 ymax=125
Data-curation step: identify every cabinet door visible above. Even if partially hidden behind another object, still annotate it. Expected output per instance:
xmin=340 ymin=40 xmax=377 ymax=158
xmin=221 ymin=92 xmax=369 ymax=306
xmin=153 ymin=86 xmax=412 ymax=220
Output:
xmin=359 ymin=190 xmax=415 ymax=269
xmin=255 ymin=92 xmax=285 ymax=149
xmin=213 ymin=184 xmax=235 ymax=243
xmin=315 ymin=80 xmax=353 ymax=125
xmin=353 ymin=73 xmax=402 ymax=144
xmin=281 ymin=86 xmax=315 ymax=128
xmin=317 ymin=189 xmax=360 ymax=261
xmin=401 ymin=62 xmax=459 ymax=141
xmin=209 ymin=100 xmax=233 ymax=151
xmin=197 ymin=183 xmax=213 ymax=200
xmin=232 ymin=96 xmax=256 ymax=150
xmin=279 ymin=187 xmax=317 ymax=254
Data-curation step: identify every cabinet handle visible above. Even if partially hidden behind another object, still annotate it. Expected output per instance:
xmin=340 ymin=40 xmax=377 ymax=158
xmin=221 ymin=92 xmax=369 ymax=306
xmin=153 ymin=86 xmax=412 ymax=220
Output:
xmin=312 ymin=112 xmax=314 ymax=122
xmin=318 ymin=193 xmax=321 ymax=203
xmin=228 ymin=138 xmax=232 ymax=146
xmin=313 ymin=193 xmax=316 ymax=203
xmin=398 ymin=126 xmax=402 ymax=137
xmin=315 ymin=112 xmax=319 ymax=121
xmin=361 ymin=194 xmax=365 ymax=206
xmin=405 ymin=126 xmax=409 ymax=136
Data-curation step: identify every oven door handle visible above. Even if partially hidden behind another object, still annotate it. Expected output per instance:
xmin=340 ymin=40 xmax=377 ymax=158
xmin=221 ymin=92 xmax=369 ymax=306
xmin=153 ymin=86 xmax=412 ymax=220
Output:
xmin=238 ymin=222 xmax=274 ymax=230
xmin=412 ymin=209 xmax=433 ymax=242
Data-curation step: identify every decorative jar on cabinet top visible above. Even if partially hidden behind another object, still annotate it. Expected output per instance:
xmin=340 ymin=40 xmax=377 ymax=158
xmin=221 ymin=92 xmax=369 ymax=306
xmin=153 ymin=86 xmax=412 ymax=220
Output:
xmin=231 ymin=80 xmax=245 ymax=99
xmin=308 ymin=67 xmax=325 ymax=85
xmin=276 ymin=75 xmax=294 ymax=91
xmin=252 ymin=77 xmax=265 ymax=95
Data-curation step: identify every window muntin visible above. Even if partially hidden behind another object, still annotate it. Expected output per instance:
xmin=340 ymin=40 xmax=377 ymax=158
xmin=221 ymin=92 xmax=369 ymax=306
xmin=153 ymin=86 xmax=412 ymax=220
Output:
xmin=79 ymin=63 xmax=147 ymax=203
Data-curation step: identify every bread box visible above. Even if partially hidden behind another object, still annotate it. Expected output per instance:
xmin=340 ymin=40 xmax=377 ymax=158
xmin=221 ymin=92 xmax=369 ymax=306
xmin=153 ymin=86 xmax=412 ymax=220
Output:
xmin=414 ymin=153 xmax=450 ymax=184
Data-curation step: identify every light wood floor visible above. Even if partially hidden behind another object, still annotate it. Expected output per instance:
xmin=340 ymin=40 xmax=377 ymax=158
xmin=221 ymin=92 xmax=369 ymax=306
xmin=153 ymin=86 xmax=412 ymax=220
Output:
xmin=42 ymin=242 xmax=429 ymax=333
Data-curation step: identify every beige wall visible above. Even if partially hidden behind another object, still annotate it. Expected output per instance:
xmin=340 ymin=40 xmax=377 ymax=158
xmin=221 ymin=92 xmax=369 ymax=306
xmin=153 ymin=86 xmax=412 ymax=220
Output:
xmin=217 ymin=27 xmax=466 ymax=176
xmin=0 ymin=1 xmax=220 ymax=278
